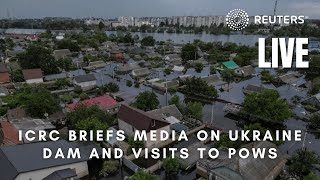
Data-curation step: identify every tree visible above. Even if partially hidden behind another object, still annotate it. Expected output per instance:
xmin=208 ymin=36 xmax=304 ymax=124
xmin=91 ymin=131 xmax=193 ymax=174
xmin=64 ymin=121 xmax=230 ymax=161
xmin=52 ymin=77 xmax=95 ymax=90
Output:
xmin=75 ymin=117 xmax=108 ymax=141
xmin=74 ymin=85 xmax=83 ymax=94
xmin=56 ymin=39 xmax=80 ymax=52
xmin=54 ymin=78 xmax=70 ymax=88
xmin=67 ymin=105 xmax=114 ymax=128
xmin=100 ymin=160 xmax=119 ymax=176
xmin=9 ymin=69 xmax=24 ymax=82
xmin=133 ymin=91 xmax=159 ymax=111
xmin=163 ymin=157 xmax=180 ymax=177
xmin=101 ymin=82 xmax=119 ymax=93
xmin=308 ymin=114 xmax=320 ymax=130
xmin=288 ymin=149 xmax=320 ymax=179
xmin=79 ymin=92 xmax=89 ymax=101
xmin=194 ymin=63 xmax=204 ymax=73
xmin=60 ymin=94 xmax=73 ymax=104
xmin=17 ymin=45 xmax=59 ymax=75
xmin=164 ymin=68 xmax=171 ymax=75
xmin=126 ymin=80 xmax=133 ymax=87
xmin=141 ymin=36 xmax=155 ymax=46
xmin=303 ymin=172 xmax=320 ymax=180
xmin=217 ymin=133 xmax=243 ymax=149
xmin=260 ymin=70 xmax=273 ymax=83
xmin=241 ymin=89 xmax=291 ymax=122
xmin=183 ymin=77 xmax=218 ymax=98
xmin=57 ymin=58 xmax=73 ymax=71
xmin=221 ymin=69 xmax=235 ymax=86
xmin=127 ymin=170 xmax=156 ymax=180
xmin=186 ymin=101 xmax=203 ymax=120
xmin=169 ymin=95 xmax=180 ymax=106
xmin=181 ymin=43 xmax=197 ymax=62
xmin=98 ymin=22 xmax=105 ymax=30
xmin=4 ymin=86 xmax=60 ymax=118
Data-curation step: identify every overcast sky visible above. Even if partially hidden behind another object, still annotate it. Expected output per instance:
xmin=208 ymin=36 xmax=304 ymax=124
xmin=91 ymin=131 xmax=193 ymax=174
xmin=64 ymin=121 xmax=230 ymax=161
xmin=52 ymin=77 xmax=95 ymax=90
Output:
xmin=1 ymin=0 xmax=320 ymax=19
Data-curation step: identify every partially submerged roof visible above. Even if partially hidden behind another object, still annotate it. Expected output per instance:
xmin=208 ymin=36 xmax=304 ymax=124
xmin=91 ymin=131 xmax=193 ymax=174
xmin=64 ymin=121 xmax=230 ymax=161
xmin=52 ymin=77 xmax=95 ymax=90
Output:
xmin=132 ymin=68 xmax=150 ymax=77
xmin=235 ymin=65 xmax=256 ymax=77
xmin=147 ymin=104 xmax=183 ymax=121
xmin=117 ymin=104 xmax=170 ymax=132
xmin=43 ymin=168 xmax=77 ymax=180
xmin=66 ymin=95 xmax=118 ymax=110
xmin=74 ymin=74 xmax=96 ymax=83
xmin=22 ymin=68 xmax=43 ymax=80
xmin=202 ymin=75 xmax=227 ymax=86
xmin=222 ymin=60 xmax=239 ymax=70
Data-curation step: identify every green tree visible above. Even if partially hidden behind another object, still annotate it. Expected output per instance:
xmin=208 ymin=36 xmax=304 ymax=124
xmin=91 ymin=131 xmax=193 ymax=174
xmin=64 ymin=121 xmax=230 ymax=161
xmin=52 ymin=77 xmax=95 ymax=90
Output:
xmin=56 ymin=39 xmax=80 ymax=52
xmin=9 ymin=69 xmax=24 ymax=82
xmin=241 ymin=89 xmax=291 ymax=122
xmin=57 ymin=58 xmax=73 ymax=71
xmin=194 ymin=63 xmax=204 ymax=73
xmin=303 ymin=172 xmax=320 ymax=180
xmin=288 ymin=149 xmax=320 ymax=179
xmin=163 ymin=157 xmax=180 ymax=177
xmin=183 ymin=77 xmax=218 ymax=98
xmin=127 ymin=170 xmax=156 ymax=180
xmin=67 ymin=105 xmax=114 ymax=128
xmin=98 ymin=22 xmax=105 ymax=30
xmin=169 ymin=95 xmax=180 ymax=106
xmin=126 ymin=80 xmax=133 ymax=87
xmin=186 ymin=101 xmax=203 ymax=120
xmin=75 ymin=117 xmax=108 ymax=141
xmin=260 ymin=70 xmax=273 ymax=83
xmin=54 ymin=78 xmax=70 ymax=88
xmin=133 ymin=91 xmax=159 ymax=111
xmin=141 ymin=36 xmax=155 ymax=46
xmin=17 ymin=45 xmax=59 ymax=75
xmin=74 ymin=85 xmax=83 ymax=94
xmin=217 ymin=133 xmax=243 ymax=149
xmin=181 ymin=43 xmax=197 ymax=62
xmin=60 ymin=94 xmax=73 ymax=104
xmin=221 ymin=69 xmax=235 ymax=86
xmin=308 ymin=114 xmax=320 ymax=130
xmin=79 ymin=92 xmax=89 ymax=100
xmin=100 ymin=160 xmax=119 ymax=176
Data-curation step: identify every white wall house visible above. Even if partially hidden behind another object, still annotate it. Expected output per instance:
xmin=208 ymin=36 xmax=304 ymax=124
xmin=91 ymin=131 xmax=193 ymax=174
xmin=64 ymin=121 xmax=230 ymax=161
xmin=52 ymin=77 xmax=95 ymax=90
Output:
xmin=73 ymin=74 xmax=97 ymax=90
xmin=22 ymin=68 xmax=44 ymax=84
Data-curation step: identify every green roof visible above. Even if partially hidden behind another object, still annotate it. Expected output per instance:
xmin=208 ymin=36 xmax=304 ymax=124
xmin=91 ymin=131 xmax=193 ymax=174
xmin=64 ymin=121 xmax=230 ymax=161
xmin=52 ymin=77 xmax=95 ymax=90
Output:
xmin=222 ymin=60 xmax=239 ymax=69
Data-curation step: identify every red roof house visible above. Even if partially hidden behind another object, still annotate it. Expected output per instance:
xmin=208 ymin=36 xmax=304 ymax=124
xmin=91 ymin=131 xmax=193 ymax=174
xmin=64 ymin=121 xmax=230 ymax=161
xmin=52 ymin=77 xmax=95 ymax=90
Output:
xmin=66 ymin=95 xmax=119 ymax=114
xmin=0 ymin=64 xmax=10 ymax=84
xmin=0 ymin=121 xmax=20 ymax=146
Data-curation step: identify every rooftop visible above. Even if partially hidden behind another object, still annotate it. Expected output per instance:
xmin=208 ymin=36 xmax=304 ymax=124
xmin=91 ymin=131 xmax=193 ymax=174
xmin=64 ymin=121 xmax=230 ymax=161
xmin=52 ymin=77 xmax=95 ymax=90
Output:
xmin=74 ymin=74 xmax=96 ymax=83
xmin=66 ymin=95 xmax=118 ymax=110
xmin=222 ymin=60 xmax=239 ymax=70
xmin=22 ymin=68 xmax=43 ymax=80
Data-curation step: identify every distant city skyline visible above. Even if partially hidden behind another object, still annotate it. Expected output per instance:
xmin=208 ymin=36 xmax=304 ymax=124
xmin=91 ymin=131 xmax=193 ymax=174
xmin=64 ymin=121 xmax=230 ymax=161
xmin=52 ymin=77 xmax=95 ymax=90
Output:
xmin=1 ymin=0 xmax=320 ymax=19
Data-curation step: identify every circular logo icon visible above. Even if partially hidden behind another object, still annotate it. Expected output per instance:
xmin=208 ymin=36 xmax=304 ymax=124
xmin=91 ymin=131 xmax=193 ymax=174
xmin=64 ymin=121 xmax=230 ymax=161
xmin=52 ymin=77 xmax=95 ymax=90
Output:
xmin=226 ymin=9 xmax=249 ymax=31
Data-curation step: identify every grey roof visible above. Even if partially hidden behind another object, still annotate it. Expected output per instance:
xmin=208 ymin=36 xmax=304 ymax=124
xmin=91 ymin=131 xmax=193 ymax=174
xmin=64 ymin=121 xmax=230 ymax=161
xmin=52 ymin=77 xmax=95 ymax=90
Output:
xmin=235 ymin=65 xmax=256 ymax=77
xmin=44 ymin=73 xmax=68 ymax=81
xmin=131 ymin=68 xmax=150 ymax=77
xmin=199 ymin=141 xmax=286 ymax=180
xmin=116 ymin=63 xmax=141 ymax=73
xmin=202 ymin=75 xmax=227 ymax=86
xmin=243 ymin=84 xmax=270 ymax=95
xmin=43 ymin=168 xmax=77 ymax=180
xmin=0 ymin=140 xmax=98 ymax=180
xmin=147 ymin=104 xmax=183 ymax=121
xmin=74 ymin=74 xmax=96 ymax=83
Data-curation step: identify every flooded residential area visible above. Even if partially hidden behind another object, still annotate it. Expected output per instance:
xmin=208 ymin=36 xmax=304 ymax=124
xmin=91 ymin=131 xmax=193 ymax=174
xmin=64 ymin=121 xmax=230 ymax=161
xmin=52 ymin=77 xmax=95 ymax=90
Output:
xmin=1 ymin=1 xmax=320 ymax=179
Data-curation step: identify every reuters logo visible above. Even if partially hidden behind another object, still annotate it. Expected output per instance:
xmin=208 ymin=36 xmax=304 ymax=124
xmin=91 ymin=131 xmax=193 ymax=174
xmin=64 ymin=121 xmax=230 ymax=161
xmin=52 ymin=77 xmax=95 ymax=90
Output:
xmin=226 ymin=9 xmax=250 ymax=31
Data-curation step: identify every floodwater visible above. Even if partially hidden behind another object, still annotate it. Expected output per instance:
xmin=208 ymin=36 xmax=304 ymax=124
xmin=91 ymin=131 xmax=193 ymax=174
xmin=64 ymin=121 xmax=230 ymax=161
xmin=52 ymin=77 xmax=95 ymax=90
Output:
xmin=106 ymin=31 xmax=267 ymax=46
xmin=90 ymin=61 xmax=320 ymax=179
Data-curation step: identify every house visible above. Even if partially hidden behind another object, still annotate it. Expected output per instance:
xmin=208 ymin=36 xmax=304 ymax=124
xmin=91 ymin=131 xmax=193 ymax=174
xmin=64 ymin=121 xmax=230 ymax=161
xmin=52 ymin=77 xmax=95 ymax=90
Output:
xmin=110 ymin=50 xmax=124 ymax=61
xmin=276 ymin=73 xmax=301 ymax=85
xmin=22 ymin=68 xmax=44 ymax=84
xmin=131 ymin=68 xmax=150 ymax=78
xmin=196 ymin=141 xmax=286 ymax=180
xmin=147 ymin=104 xmax=183 ymax=121
xmin=221 ymin=60 xmax=239 ymax=70
xmin=83 ymin=61 xmax=107 ymax=71
xmin=301 ymin=93 xmax=320 ymax=109
xmin=73 ymin=74 xmax=97 ymax=90
xmin=150 ymin=79 xmax=180 ymax=92
xmin=66 ymin=95 xmax=120 ymax=114
xmin=243 ymin=84 xmax=271 ymax=95
xmin=0 ymin=140 xmax=99 ymax=180
xmin=0 ymin=63 xmax=10 ymax=84
xmin=52 ymin=49 xmax=72 ymax=60
xmin=164 ymin=54 xmax=182 ymax=65
xmin=234 ymin=65 xmax=256 ymax=77
xmin=117 ymin=104 xmax=171 ymax=147
xmin=0 ymin=120 xmax=20 ymax=146
xmin=201 ymin=75 xmax=227 ymax=87
xmin=116 ymin=63 xmax=141 ymax=74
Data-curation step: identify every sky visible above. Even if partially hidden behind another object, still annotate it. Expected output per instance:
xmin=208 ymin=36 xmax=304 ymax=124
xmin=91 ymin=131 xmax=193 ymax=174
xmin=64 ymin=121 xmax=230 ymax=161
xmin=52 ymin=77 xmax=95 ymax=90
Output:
xmin=1 ymin=0 xmax=320 ymax=19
